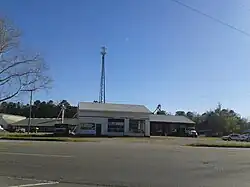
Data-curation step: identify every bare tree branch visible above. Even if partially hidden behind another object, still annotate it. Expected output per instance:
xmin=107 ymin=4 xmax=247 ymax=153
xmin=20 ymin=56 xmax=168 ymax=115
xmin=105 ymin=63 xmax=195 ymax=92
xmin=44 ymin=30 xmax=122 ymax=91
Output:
xmin=0 ymin=18 xmax=52 ymax=102
xmin=0 ymin=76 xmax=22 ymax=102
xmin=0 ymin=69 xmax=39 ymax=83
xmin=0 ymin=77 xmax=11 ymax=86
xmin=0 ymin=55 xmax=38 ymax=75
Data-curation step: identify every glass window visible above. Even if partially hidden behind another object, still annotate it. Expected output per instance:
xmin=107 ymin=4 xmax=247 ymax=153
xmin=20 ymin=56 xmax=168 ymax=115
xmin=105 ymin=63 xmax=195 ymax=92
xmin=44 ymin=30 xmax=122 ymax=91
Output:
xmin=129 ymin=120 xmax=145 ymax=133
xmin=108 ymin=119 xmax=124 ymax=132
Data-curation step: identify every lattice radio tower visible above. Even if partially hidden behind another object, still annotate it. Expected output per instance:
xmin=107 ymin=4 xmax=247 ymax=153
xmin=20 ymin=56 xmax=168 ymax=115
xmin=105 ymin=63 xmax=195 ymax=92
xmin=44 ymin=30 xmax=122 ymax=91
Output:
xmin=99 ymin=46 xmax=107 ymax=103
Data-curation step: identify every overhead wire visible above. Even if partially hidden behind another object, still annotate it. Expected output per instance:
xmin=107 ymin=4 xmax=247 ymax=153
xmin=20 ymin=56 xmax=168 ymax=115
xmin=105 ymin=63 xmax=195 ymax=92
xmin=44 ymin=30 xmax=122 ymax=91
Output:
xmin=169 ymin=0 xmax=250 ymax=37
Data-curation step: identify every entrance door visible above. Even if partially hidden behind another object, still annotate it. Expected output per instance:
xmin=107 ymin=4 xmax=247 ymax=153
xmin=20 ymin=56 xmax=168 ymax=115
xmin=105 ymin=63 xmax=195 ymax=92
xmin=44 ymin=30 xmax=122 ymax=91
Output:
xmin=96 ymin=124 xmax=102 ymax=136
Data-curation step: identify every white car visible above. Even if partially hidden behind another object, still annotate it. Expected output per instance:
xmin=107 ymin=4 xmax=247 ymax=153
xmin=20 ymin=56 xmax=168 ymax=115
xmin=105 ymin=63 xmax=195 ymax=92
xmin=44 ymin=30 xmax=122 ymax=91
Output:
xmin=222 ymin=134 xmax=241 ymax=141
xmin=0 ymin=125 xmax=5 ymax=132
xmin=185 ymin=129 xmax=198 ymax=138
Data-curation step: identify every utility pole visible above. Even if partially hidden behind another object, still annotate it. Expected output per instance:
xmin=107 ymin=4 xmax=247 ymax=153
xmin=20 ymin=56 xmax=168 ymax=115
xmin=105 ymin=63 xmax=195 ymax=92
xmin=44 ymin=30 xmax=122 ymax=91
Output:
xmin=21 ymin=89 xmax=34 ymax=134
xmin=61 ymin=104 xmax=66 ymax=124
xmin=99 ymin=46 xmax=107 ymax=103
xmin=28 ymin=90 xmax=33 ymax=134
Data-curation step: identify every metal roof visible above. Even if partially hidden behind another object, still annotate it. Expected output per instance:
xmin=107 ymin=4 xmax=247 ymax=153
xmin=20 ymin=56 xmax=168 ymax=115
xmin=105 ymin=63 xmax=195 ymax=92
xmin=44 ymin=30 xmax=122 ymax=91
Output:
xmin=149 ymin=114 xmax=195 ymax=124
xmin=78 ymin=102 xmax=152 ymax=113
xmin=12 ymin=118 xmax=79 ymax=127
xmin=0 ymin=113 xmax=26 ymax=124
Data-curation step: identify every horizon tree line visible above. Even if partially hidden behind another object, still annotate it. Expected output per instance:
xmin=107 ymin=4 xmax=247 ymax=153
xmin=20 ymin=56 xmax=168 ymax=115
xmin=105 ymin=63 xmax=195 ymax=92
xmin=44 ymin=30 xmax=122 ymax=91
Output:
xmin=0 ymin=101 xmax=250 ymax=135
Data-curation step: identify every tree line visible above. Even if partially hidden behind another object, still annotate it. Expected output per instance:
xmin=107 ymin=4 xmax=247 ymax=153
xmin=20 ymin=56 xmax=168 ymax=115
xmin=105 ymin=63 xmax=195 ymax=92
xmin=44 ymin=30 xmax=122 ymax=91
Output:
xmin=157 ymin=103 xmax=250 ymax=135
xmin=0 ymin=100 xmax=77 ymax=118
xmin=1 ymin=101 xmax=249 ymax=135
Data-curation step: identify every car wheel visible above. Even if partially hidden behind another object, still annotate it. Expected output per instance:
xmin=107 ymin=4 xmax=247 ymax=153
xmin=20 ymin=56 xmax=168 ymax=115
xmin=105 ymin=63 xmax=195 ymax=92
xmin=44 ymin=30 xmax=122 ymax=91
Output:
xmin=228 ymin=138 xmax=231 ymax=141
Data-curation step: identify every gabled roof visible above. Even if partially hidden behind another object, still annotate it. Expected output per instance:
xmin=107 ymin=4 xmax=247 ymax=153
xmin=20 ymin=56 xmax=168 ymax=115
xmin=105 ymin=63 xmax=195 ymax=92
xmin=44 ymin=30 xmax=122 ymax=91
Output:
xmin=150 ymin=114 xmax=195 ymax=124
xmin=12 ymin=118 xmax=79 ymax=127
xmin=0 ymin=113 xmax=26 ymax=124
xmin=78 ymin=102 xmax=151 ymax=113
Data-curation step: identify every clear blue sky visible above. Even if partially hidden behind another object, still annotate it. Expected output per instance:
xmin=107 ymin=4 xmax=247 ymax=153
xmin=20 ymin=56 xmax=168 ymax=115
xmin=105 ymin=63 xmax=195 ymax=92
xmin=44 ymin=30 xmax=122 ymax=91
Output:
xmin=2 ymin=0 xmax=250 ymax=116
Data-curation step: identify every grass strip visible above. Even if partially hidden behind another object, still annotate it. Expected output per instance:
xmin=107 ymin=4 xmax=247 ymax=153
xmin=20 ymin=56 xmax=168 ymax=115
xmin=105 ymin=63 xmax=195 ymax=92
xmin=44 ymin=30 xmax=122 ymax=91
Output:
xmin=188 ymin=142 xmax=250 ymax=148
xmin=0 ymin=135 xmax=99 ymax=142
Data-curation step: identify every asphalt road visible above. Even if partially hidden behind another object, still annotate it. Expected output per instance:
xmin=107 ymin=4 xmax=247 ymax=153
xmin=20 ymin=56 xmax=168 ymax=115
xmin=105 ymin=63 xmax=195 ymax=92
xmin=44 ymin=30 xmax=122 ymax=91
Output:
xmin=1 ymin=139 xmax=250 ymax=187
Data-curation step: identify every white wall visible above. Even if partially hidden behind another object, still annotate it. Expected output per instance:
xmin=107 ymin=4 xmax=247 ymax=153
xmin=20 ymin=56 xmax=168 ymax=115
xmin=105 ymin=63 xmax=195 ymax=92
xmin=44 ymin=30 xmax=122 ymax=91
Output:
xmin=78 ymin=110 xmax=150 ymax=136
xmin=78 ymin=110 xmax=149 ymax=119
xmin=144 ymin=120 xmax=150 ymax=137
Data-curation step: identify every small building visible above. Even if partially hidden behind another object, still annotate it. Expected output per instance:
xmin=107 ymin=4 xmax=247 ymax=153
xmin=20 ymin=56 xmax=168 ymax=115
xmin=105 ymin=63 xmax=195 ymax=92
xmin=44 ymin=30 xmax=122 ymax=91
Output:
xmin=76 ymin=102 xmax=151 ymax=136
xmin=150 ymin=114 xmax=195 ymax=136
xmin=11 ymin=118 xmax=79 ymax=133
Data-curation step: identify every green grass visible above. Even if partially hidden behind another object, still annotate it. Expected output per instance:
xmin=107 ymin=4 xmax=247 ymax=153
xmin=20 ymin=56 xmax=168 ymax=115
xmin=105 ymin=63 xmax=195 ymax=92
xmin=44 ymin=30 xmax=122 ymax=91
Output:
xmin=197 ymin=137 xmax=220 ymax=141
xmin=188 ymin=142 xmax=250 ymax=148
xmin=0 ymin=133 xmax=52 ymax=138
xmin=0 ymin=133 xmax=100 ymax=142
xmin=0 ymin=136 xmax=97 ymax=142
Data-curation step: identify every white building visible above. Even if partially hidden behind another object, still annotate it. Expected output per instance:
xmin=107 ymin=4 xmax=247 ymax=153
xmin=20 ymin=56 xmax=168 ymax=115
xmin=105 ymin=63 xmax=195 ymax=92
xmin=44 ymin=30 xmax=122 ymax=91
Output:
xmin=76 ymin=102 xmax=151 ymax=137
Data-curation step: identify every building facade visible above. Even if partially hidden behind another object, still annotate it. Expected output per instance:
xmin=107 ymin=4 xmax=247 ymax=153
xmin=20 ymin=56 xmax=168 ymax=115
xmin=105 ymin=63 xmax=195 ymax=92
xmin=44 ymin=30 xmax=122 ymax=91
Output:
xmin=76 ymin=102 xmax=151 ymax=137
xmin=150 ymin=114 xmax=195 ymax=136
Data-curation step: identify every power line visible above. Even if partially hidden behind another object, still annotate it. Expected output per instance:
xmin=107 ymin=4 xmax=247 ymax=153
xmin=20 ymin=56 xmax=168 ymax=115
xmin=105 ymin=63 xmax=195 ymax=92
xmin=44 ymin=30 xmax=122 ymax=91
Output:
xmin=169 ymin=0 xmax=250 ymax=37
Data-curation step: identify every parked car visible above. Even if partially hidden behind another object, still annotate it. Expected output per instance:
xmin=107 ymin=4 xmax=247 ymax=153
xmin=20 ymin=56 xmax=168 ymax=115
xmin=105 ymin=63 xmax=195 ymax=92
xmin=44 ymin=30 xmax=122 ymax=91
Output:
xmin=239 ymin=134 xmax=250 ymax=142
xmin=184 ymin=127 xmax=198 ymax=138
xmin=0 ymin=125 xmax=5 ymax=132
xmin=222 ymin=134 xmax=241 ymax=141
xmin=187 ymin=130 xmax=198 ymax=138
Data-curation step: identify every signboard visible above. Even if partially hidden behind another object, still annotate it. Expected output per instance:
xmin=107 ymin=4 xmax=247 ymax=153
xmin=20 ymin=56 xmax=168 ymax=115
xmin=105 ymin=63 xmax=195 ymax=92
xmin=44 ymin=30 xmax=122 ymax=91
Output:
xmin=79 ymin=123 xmax=96 ymax=135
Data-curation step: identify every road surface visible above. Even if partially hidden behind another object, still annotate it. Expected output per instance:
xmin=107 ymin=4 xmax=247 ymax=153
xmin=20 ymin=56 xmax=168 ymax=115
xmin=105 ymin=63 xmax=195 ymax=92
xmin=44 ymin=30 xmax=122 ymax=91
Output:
xmin=0 ymin=139 xmax=250 ymax=186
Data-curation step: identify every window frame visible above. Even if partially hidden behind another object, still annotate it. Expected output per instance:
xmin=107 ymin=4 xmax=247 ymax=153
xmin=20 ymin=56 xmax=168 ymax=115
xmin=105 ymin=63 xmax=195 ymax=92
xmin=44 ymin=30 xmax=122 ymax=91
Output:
xmin=108 ymin=119 xmax=124 ymax=133
xmin=129 ymin=119 xmax=145 ymax=133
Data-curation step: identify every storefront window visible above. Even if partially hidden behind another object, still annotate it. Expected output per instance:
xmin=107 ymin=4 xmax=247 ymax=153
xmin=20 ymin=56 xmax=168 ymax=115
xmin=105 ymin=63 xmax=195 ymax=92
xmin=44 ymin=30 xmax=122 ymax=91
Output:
xmin=129 ymin=120 xmax=145 ymax=133
xmin=108 ymin=119 xmax=124 ymax=132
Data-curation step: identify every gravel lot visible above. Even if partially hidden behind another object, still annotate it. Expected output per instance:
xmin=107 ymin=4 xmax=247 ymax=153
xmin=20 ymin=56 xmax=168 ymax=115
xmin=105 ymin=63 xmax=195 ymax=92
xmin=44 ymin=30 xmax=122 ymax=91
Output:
xmin=0 ymin=137 xmax=249 ymax=187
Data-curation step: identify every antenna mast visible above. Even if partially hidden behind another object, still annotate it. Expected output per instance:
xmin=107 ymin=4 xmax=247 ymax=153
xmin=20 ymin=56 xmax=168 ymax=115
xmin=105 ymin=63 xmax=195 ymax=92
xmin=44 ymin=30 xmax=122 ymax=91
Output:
xmin=99 ymin=46 xmax=107 ymax=103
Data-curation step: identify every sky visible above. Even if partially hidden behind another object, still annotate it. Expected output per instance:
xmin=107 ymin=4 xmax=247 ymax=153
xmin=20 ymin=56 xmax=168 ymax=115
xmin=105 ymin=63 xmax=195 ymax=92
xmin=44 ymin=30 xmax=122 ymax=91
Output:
xmin=1 ymin=0 xmax=250 ymax=116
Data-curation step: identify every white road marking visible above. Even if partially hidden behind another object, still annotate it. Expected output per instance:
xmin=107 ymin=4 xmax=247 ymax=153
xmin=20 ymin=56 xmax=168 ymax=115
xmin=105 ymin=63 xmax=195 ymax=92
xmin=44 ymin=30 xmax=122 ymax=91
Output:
xmin=0 ymin=151 xmax=73 ymax=158
xmin=7 ymin=176 xmax=52 ymax=182
xmin=9 ymin=181 xmax=59 ymax=187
